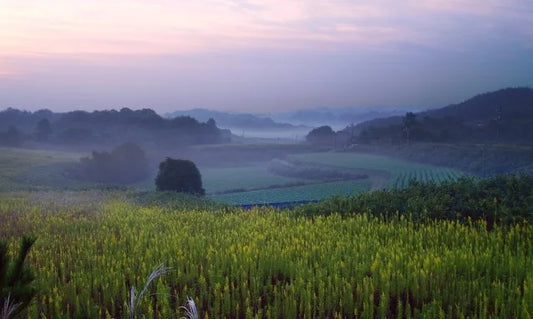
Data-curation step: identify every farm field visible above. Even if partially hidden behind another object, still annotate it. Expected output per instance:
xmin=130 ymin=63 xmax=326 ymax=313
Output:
xmin=210 ymin=179 xmax=371 ymax=205
xmin=0 ymin=147 xmax=465 ymax=205
xmin=1 ymin=196 xmax=532 ymax=318
xmin=207 ymin=152 xmax=464 ymax=205
xmin=289 ymin=152 xmax=463 ymax=189
xmin=201 ymin=165 xmax=309 ymax=194
xmin=0 ymin=147 xmax=89 ymax=191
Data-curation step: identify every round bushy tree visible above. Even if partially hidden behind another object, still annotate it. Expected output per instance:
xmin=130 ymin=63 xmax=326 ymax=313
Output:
xmin=306 ymin=125 xmax=336 ymax=145
xmin=155 ymin=158 xmax=205 ymax=195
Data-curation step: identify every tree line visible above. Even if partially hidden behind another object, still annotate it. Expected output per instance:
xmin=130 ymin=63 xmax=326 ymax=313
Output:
xmin=0 ymin=107 xmax=231 ymax=148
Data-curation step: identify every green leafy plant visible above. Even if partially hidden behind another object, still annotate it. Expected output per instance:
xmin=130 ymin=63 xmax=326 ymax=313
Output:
xmin=0 ymin=235 xmax=37 ymax=318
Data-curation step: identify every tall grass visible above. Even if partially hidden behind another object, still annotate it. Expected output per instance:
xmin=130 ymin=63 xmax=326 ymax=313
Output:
xmin=1 ymin=196 xmax=532 ymax=317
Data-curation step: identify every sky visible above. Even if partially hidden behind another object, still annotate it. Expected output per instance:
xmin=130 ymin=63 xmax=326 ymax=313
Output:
xmin=0 ymin=0 xmax=532 ymax=114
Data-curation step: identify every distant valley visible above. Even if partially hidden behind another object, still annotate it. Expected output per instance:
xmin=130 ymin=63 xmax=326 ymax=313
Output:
xmin=166 ymin=106 xmax=418 ymax=139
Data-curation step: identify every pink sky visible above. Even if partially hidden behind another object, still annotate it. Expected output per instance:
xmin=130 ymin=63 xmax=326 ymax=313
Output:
xmin=1 ymin=0 xmax=532 ymax=112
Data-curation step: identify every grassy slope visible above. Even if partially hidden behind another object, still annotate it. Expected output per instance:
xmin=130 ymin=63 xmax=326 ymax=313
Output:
xmin=0 ymin=147 xmax=90 ymax=191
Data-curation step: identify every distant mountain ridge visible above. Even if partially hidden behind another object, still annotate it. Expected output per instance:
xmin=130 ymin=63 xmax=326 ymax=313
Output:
xmin=166 ymin=108 xmax=301 ymax=130
xmin=166 ymin=106 xmax=419 ymax=139
xmin=352 ymin=87 xmax=533 ymax=145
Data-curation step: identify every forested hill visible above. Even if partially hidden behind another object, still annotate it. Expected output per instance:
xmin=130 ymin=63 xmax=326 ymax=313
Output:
xmin=353 ymin=87 xmax=533 ymax=145
xmin=0 ymin=107 xmax=230 ymax=149
xmin=166 ymin=108 xmax=299 ymax=130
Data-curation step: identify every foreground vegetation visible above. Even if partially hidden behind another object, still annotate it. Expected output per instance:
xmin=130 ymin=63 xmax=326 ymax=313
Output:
xmin=1 ymin=190 xmax=532 ymax=318
xmin=2 ymin=146 xmax=532 ymax=317
xmin=296 ymin=174 xmax=533 ymax=224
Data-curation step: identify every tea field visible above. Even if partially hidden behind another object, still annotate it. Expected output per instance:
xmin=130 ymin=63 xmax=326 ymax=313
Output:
xmin=289 ymin=152 xmax=463 ymax=189
xmin=210 ymin=179 xmax=371 ymax=205
xmin=1 ymin=195 xmax=532 ymax=318
xmin=208 ymin=153 xmax=464 ymax=205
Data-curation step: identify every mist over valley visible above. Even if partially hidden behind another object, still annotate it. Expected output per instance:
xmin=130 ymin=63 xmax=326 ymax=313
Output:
xmin=2 ymin=1 xmax=533 ymax=317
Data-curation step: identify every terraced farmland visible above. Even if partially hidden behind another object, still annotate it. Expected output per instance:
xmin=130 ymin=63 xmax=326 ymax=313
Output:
xmin=289 ymin=152 xmax=464 ymax=189
xmin=390 ymin=168 xmax=463 ymax=189
xmin=210 ymin=179 xmax=371 ymax=205
xmin=201 ymin=165 xmax=308 ymax=194
xmin=207 ymin=152 xmax=464 ymax=205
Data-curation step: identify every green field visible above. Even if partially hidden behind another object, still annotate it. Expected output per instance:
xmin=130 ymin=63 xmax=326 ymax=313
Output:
xmin=207 ymin=152 xmax=464 ymax=205
xmin=0 ymin=147 xmax=89 ymax=191
xmin=211 ymin=179 xmax=371 ymax=204
xmin=289 ymin=152 xmax=464 ymax=189
xmin=0 ymin=147 xmax=465 ymax=205
xmin=201 ymin=165 xmax=308 ymax=194
xmin=1 ymin=196 xmax=531 ymax=318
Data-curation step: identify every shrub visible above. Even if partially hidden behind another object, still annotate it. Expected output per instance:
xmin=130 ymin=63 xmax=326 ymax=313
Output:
xmin=155 ymin=158 xmax=205 ymax=195
xmin=79 ymin=142 xmax=149 ymax=184
xmin=295 ymin=174 xmax=533 ymax=225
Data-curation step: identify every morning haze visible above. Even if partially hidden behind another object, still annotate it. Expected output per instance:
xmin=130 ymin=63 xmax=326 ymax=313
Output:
xmin=1 ymin=1 xmax=533 ymax=318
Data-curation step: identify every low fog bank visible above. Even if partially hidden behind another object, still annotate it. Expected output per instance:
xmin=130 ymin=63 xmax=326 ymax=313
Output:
xmin=270 ymin=106 xmax=419 ymax=131
xmin=166 ymin=106 xmax=418 ymax=140
xmin=224 ymin=126 xmax=311 ymax=141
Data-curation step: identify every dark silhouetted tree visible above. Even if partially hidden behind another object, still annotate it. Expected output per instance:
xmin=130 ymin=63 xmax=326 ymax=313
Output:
xmin=34 ymin=118 xmax=53 ymax=142
xmin=1 ymin=126 xmax=22 ymax=147
xmin=206 ymin=118 xmax=216 ymax=127
xmin=402 ymin=112 xmax=417 ymax=144
xmin=155 ymin=158 xmax=205 ymax=195
xmin=306 ymin=125 xmax=336 ymax=145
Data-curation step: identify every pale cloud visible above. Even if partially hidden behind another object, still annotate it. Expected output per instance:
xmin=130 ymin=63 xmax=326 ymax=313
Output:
xmin=1 ymin=0 xmax=531 ymax=59
xmin=0 ymin=59 xmax=15 ymax=79
xmin=1 ymin=0 xmax=532 ymax=112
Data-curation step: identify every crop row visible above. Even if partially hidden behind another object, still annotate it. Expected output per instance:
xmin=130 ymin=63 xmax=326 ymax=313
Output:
xmin=290 ymin=152 xmax=463 ymax=190
xmin=390 ymin=168 xmax=462 ymax=189
xmin=210 ymin=180 xmax=370 ymax=205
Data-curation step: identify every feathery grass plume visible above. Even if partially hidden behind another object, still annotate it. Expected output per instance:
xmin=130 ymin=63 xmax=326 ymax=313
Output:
xmin=127 ymin=263 xmax=172 ymax=319
xmin=1 ymin=294 xmax=21 ymax=319
xmin=180 ymin=297 xmax=198 ymax=319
